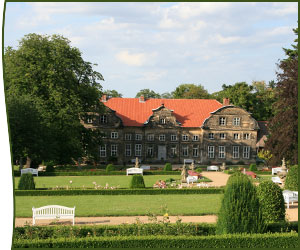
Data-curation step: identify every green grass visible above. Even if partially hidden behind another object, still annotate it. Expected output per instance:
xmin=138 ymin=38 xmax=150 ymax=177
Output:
xmin=255 ymin=175 xmax=273 ymax=182
xmin=14 ymin=175 xmax=182 ymax=189
xmin=15 ymin=194 xmax=223 ymax=217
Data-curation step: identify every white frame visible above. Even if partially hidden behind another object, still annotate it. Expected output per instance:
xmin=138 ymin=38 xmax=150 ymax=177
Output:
xmin=192 ymin=135 xmax=199 ymax=141
xmin=100 ymin=115 xmax=107 ymax=124
xmin=192 ymin=146 xmax=199 ymax=157
xmin=232 ymin=146 xmax=239 ymax=159
xmin=243 ymin=146 xmax=250 ymax=159
xmin=171 ymin=145 xmax=177 ymax=156
xmin=219 ymin=117 xmax=226 ymax=126
xmin=124 ymin=133 xmax=132 ymax=140
xmin=243 ymin=133 xmax=250 ymax=140
xmin=159 ymin=134 xmax=165 ymax=141
xmin=219 ymin=133 xmax=226 ymax=139
xmin=233 ymin=117 xmax=240 ymax=126
xmin=135 ymin=134 xmax=142 ymax=141
xmin=135 ymin=144 xmax=142 ymax=156
xmin=218 ymin=146 xmax=225 ymax=158
xmin=233 ymin=133 xmax=240 ymax=140
xmin=99 ymin=145 xmax=106 ymax=157
xmin=111 ymin=132 xmax=118 ymax=139
xmin=111 ymin=144 xmax=118 ymax=156
xmin=171 ymin=134 xmax=177 ymax=141
xmin=208 ymin=133 xmax=214 ymax=140
xmin=208 ymin=146 xmax=214 ymax=158
xmin=147 ymin=145 xmax=153 ymax=157
xmin=147 ymin=134 xmax=154 ymax=141
xmin=182 ymin=134 xmax=189 ymax=141
xmin=182 ymin=145 xmax=188 ymax=156
xmin=125 ymin=144 xmax=131 ymax=156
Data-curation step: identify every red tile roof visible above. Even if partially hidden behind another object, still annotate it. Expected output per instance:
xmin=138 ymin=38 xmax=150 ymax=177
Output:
xmin=103 ymin=98 xmax=223 ymax=127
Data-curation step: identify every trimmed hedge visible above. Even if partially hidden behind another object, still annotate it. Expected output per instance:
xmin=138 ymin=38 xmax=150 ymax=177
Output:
xmin=105 ymin=164 xmax=115 ymax=172
xmin=13 ymin=232 xmax=298 ymax=248
xmin=15 ymin=188 xmax=224 ymax=196
xmin=163 ymin=163 xmax=172 ymax=171
xmin=129 ymin=175 xmax=145 ymax=188
xmin=17 ymin=173 xmax=35 ymax=190
xmin=285 ymin=165 xmax=298 ymax=190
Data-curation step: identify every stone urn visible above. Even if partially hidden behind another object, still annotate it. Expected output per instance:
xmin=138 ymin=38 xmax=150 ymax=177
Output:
xmin=135 ymin=157 xmax=139 ymax=168
xmin=181 ymin=164 xmax=188 ymax=183
xmin=220 ymin=162 xmax=226 ymax=171
xmin=190 ymin=162 xmax=195 ymax=171
xmin=278 ymin=158 xmax=288 ymax=185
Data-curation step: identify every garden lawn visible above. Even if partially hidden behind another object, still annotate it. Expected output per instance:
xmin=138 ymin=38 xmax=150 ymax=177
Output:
xmin=15 ymin=194 xmax=222 ymax=217
xmin=14 ymin=175 xmax=181 ymax=189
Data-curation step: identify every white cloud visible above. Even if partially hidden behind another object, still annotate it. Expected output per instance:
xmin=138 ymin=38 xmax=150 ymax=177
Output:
xmin=215 ymin=34 xmax=241 ymax=45
xmin=115 ymin=50 xmax=157 ymax=67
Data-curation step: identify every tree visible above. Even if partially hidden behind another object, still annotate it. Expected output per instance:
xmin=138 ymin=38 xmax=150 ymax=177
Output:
xmin=265 ymin=28 xmax=298 ymax=165
xmin=103 ymin=89 xmax=123 ymax=98
xmin=257 ymin=150 xmax=273 ymax=167
xmin=172 ymin=84 xmax=210 ymax=99
xmin=160 ymin=92 xmax=173 ymax=99
xmin=135 ymin=89 xmax=161 ymax=99
xmin=4 ymin=33 xmax=105 ymax=165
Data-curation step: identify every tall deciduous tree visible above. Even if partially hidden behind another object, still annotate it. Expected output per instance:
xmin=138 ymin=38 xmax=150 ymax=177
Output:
xmin=265 ymin=28 xmax=298 ymax=165
xmin=4 ymin=33 xmax=104 ymax=166
xmin=103 ymin=89 xmax=123 ymax=98
xmin=172 ymin=84 xmax=210 ymax=99
xmin=135 ymin=89 xmax=161 ymax=99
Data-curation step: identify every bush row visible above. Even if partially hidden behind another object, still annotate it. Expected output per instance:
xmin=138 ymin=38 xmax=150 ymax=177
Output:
xmin=14 ymin=221 xmax=298 ymax=240
xmin=13 ymin=232 xmax=298 ymax=248
xmin=15 ymin=188 xmax=224 ymax=196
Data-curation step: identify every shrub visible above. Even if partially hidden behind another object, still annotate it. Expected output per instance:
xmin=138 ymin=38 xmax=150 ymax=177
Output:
xmin=256 ymin=180 xmax=285 ymax=223
xmin=195 ymin=168 xmax=202 ymax=173
xmin=236 ymin=160 xmax=245 ymax=165
xmin=216 ymin=172 xmax=266 ymax=234
xmin=285 ymin=165 xmax=298 ymax=190
xmin=165 ymin=178 xmax=175 ymax=183
xmin=129 ymin=175 xmax=145 ymax=188
xmin=249 ymin=164 xmax=257 ymax=171
xmin=163 ymin=163 xmax=172 ymax=171
xmin=18 ymin=173 xmax=35 ymax=190
xmin=106 ymin=164 xmax=115 ymax=173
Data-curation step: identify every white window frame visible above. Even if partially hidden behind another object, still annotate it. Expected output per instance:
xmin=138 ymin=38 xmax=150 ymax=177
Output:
xmin=243 ymin=133 xmax=250 ymax=140
xmin=233 ymin=117 xmax=240 ymax=126
xmin=192 ymin=146 xmax=199 ymax=157
xmin=182 ymin=134 xmax=189 ymax=141
xmin=87 ymin=116 xmax=93 ymax=124
xmin=135 ymin=144 xmax=142 ymax=156
xmin=182 ymin=145 xmax=188 ymax=157
xmin=135 ymin=134 xmax=142 ymax=141
xmin=220 ymin=133 xmax=226 ymax=139
xmin=159 ymin=134 xmax=165 ymax=141
xmin=147 ymin=146 xmax=153 ymax=157
xmin=171 ymin=146 xmax=177 ymax=156
xmin=147 ymin=134 xmax=154 ymax=141
xmin=232 ymin=146 xmax=239 ymax=159
xmin=100 ymin=145 xmax=106 ymax=157
xmin=233 ymin=133 xmax=240 ymax=140
xmin=125 ymin=144 xmax=131 ymax=157
xmin=111 ymin=144 xmax=118 ymax=157
xmin=219 ymin=117 xmax=226 ymax=126
xmin=243 ymin=146 xmax=250 ymax=159
xmin=160 ymin=118 xmax=166 ymax=124
xmin=218 ymin=146 xmax=225 ymax=158
xmin=193 ymin=135 xmax=199 ymax=141
xmin=209 ymin=133 xmax=214 ymax=140
xmin=100 ymin=115 xmax=107 ymax=124
xmin=208 ymin=146 xmax=215 ymax=158
xmin=125 ymin=133 xmax=132 ymax=141
xmin=111 ymin=132 xmax=118 ymax=139
xmin=171 ymin=134 xmax=177 ymax=141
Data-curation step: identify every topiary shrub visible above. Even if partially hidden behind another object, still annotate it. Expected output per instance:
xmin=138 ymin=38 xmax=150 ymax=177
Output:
xmin=163 ymin=163 xmax=172 ymax=171
xmin=257 ymin=180 xmax=285 ymax=224
xmin=106 ymin=164 xmax=115 ymax=173
xmin=249 ymin=164 xmax=257 ymax=171
xmin=216 ymin=172 xmax=266 ymax=234
xmin=285 ymin=165 xmax=298 ymax=191
xmin=195 ymin=168 xmax=203 ymax=173
xmin=18 ymin=173 xmax=36 ymax=190
xmin=129 ymin=175 xmax=145 ymax=189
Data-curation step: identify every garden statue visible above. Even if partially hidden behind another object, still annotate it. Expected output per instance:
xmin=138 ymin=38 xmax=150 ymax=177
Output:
xmin=135 ymin=157 xmax=139 ymax=168
xmin=221 ymin=162 xmax=226 ymax=171
xmin=190 ymin=162 xmax=195 ymax=171
xmin=181 ymin=164 xmax=188 ymax=182
xmin=278 ymin=158 xmax=288 ymax=185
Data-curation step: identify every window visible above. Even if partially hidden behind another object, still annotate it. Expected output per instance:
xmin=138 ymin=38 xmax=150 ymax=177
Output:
xmin=159 ymin=134 xmax=165 ymax=141
xmin=243 ymin=146 xmax=250 ymax=159
xmin=192 ymin=146 xmax=199 ymax=157
xmin=243 ymin=133 xmax=250 ymax=140
xmin=219 ymin=146 xmax=225 ymax=158
xmin=125 ymin=134 xmax=132 ymax=141
xmin=111 ymin=145 xmax=118 ymax=157
xmin=87 ymin=116 xmax=93 ymax=124
xmin=193 ymin=135 xmax=199 ymax=141
xmin=135 ymin=134 xmax=142 ymax=141
xmin=147 ymin=146 xmax=153 ymax=157
xmin=125 ymin=144 xmax=131 ymax=156
xmin=219 ymin=117 xmax=226 ymax=126
xmin=209 ymin=133 xmax=214 ymax=140
xmin=171 ymin=134 xmax=177 ymax=141
xmin=135 ymin=144 xmax=142 ymax=156
xmin=232 ymin=146 xmax=239 ymax=158
xmin=100 ymin=115 xmax=107 ymax=124
xmin=171 ymin=146 xmax=177 ymax=156
xmin=160 ymin=118 xmax=166 ymax=124
xmin=233 ymin=117 xmax=240 ymax=126
xmin=208 ymin=146 xmax=215 ymax=158
xmin=147 ymin=134 xmax=154 ymax=141
xmin=182 ymin=135 xmax=189 ymax=141
xmin=233 ymin=133 xmax=240 ymax=140
xmin=111 ymin=132 xmax=118 ymax=139
xmin=100 ymin=145 xmax=106 ymax=157
xmin=220 ymin=133 xmax=226 ymax=139
xmin=182 ymin=145 xmax=188 ymax=156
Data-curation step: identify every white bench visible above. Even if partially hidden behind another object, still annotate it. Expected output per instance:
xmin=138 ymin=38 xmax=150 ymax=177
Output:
xmin=207 ymin=166 xmax=219 ymax=171
xmin=272 ymin=177 xmax=282 ymax=184
xmin=32 ymin=205 xmax=75 ymax=225
xmin=21 ymin=168 xmax=38 ymax=176
xmin=283 ymin=190 xmax=298 ymax=209
xmin=186 ymin=176 xmax=198 ymax=184
xmin=272 ymin=167 xmax=283 ymax=175
xmin=140 ymin=165 xmax=150 ymax=170
xmin=126 ymin=168 xmax=143 ymax=176
xmin=184 ymin=159 xmax=194 ymax=164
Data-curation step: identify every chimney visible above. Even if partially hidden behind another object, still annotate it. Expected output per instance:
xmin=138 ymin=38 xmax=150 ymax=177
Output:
xmin=139 ymin=95 xmax=145 ymax=103
xmin=223 ymin=98 xmax=230 ymax=106
xmin=101 ymin=95 xmax=107 ymax=102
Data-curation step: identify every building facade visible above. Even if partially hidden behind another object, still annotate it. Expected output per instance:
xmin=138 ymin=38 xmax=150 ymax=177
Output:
xmin=83 ymin=96 xmax=261 ymax=165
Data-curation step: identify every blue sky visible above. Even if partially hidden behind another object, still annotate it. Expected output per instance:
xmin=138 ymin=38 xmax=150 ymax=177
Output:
xmin=4 ymin=2 xmax=298 ymax=97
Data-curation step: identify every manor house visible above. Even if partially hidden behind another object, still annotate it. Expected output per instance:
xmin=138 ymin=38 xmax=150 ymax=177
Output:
xmin=84 ymin=95 xmax=265 ymax=165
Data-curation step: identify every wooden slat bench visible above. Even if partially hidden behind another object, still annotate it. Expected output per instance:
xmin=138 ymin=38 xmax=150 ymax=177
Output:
xmin=32 ymin=205 xmax=75 ymax=226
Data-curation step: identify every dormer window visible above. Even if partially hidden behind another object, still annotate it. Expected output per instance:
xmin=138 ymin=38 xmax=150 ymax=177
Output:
xmin=87 ymin=116 xmax=93 ymax=124
xmin=233 ymin=117 xmax=240 ymax=126
xmin=160 ymin=118 xmax=166 ymax=124
xmin=219 ymin=117 xmax=226 ymax=126
xmin=100 ymin=115 xmax=107 ymax=124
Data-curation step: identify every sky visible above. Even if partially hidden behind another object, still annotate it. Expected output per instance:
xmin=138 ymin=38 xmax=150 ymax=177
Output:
xmin=4 ymin=2 xmax=298 ymax=97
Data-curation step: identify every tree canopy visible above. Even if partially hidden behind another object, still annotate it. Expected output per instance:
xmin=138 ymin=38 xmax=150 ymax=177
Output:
xmin=5 ymin=33 xmax=105 ymax=166
xmin=103 ymin=89 xmax=123 ymax=98
xmin=135 ymin=89 xmax=161 ymax=99
xmin=172 ymin=83 xmax=210 ymax=99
